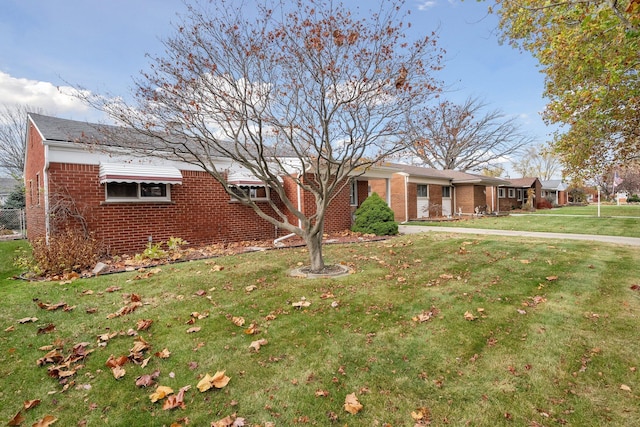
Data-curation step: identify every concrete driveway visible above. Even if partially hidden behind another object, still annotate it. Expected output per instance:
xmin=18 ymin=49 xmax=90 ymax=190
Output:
xmin=398 ymin=225 xmax=640 ymax=247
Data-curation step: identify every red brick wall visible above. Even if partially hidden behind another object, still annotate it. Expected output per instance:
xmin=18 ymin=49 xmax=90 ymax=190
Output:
xmin=407 ymin=183 xmax=417 ymax=220
xmin=356 ymin=180 xmax=369 ymax=206
xmin=429 ymin=185 xmax=443 ymax=217
xmin=24 ymin=122 xmax=46 ymax=240
xmin=40 ymin=164 xmax=353 ymax=255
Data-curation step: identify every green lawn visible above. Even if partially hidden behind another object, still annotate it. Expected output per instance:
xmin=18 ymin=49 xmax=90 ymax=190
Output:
xmin=409 ymin=205 xmax=640 ymax=238
xmin=1 ymin=234 xmax=640 ymax=426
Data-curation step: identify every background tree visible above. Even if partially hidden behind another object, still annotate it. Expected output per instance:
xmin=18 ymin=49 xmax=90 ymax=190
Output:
xmin=86 ymin=0 xmax=442 ymax=272
xmin=405 ymin=97 xmax=532 ymax=171
xmin=0 ymin=104 xmax=44 ymax=178
xmin=511 ymin=144 xmax=562 ymax=180
xmin=489 ymin=0 xmax=640 ymax=179
xmin=480 ymin=164 xmax=505 ymax=177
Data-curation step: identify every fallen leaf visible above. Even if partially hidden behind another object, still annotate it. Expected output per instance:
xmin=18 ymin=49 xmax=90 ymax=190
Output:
xmin=344 ymin=392 xmax=363 ymax=414
xmin=197 ymin=371 xmax=230 ymax=392
xmin=315 ymin=389 xmax=330 ymax=397
xmin=231 ymin=316 xmax=245 ymax=327
xmin=520 ymin=259 xmax=531 ymax=264
xmin=17 ymin=317 xmax=38 ymax=324
xmin=245 ymin=285 xmax=257 ymax=292
xmin=150 ymin=385 xmax=174 ymax=403
xmin=111 ymin=365 xmax=126 ymax=379
xmin=244 ymin=323 xmax=258 ymax=335
xmin=249 ymin=338 xmax=268 ymax=352
xmin=292 ymin=300 xmax=311 ymax=308
xmin=155 ymin=348 xmax=171 ymax=359
xmin=136 ymin=319 xmax=153 ymax=331
xmin=162 ymin=385 xmax=191 ymax=410
xmin=32 ymin=415 xmax=57 ymax=427
xmin=411 ymin=406 xmax=430 ymax=422
xmin=5 ymin=325 xmax=15 ymax=332
xmin=546 ymin=275 xmax=558 ymax=281
xmin=105 ymin=286 xmax=122 ymax=292
xmin=37 ymin=324 xmax=56 ymax=334
xmin=23 ymin=399 xmax=41 ymax=410
xmin=620 ymin=384 xmax=632 ymax=392
xmin=7 ymin=411 xmax=24 ymax=426
xmin=187 ymin=327 xmax=201 ymax=333
xmin=463 ymin=311 xmax=477 ymax=321
xmin=135 ymin=370 xmax=160 ymax=387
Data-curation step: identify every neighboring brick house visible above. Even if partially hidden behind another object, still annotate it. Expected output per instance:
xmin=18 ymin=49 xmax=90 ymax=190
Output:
xmin=24 ymin=114 xmax=354 ymax=255
xmin=490 ymin=177 xmax=542 ymax=211
xmin=366 ymin=163 xmax=509 ymax=221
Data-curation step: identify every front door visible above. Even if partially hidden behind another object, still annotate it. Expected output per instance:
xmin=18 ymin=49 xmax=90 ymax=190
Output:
xmin=442 ymin=186 xmax=452 ymax=217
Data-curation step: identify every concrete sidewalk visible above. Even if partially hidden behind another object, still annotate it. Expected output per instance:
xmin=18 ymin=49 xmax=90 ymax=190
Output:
xmin=398 ymin=225 xmax=640 ymax=247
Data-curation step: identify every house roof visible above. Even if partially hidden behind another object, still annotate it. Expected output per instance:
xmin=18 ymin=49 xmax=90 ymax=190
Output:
xmin=541 ymin=180 xmax=568 ymax=191
xmin=28 ymin=113 xmax=296 ymax=158
xmin=506 ymin=177 xmax=539 ymax=188
xmin=384 ymin=163 xmax=510 ymax=186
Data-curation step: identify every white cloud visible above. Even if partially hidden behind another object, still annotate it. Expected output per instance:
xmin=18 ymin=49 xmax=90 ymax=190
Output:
xmin=0 ymin=71 xmax=104 ymax=120
xmin=416 ymin=1 xmax=437 ymax=11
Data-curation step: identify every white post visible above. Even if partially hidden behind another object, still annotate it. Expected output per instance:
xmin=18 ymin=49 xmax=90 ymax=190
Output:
xmin=597 ymin=185 xmax=601 ymax=217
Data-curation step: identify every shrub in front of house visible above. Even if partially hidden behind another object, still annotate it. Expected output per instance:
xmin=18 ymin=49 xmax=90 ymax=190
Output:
xmin=352 ymin=193 xmax=398 ymax=236
xmin=536 ymin=199 xmax=553 ymax=209
xmin=628 ymin=194 xmax=640 ymax=203
xmin=29 ymin=229 xmax=103 ymax=276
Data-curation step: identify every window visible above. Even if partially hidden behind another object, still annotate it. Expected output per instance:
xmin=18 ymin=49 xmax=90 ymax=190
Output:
xmin=517 ymin=189 xmax=524 ymax=201
xmin=417 ymin=184 xmax=429 ymax=198
xmin=230 ymin=185 xmax=269 ymax=201
xmin=508 ymin=188 xmax=515 ymax=198
xmin=498 ymin=188 xmax=505 ymax=198
xmin=442 ymin=186 xmax=451 ymax=198
xmin=36 ymin=173 xmax=41 ymax=206
xmin=105 ymin=182 xmax=171 ymax=202
xmin=350 ymin=180 xmax=358 ymax=206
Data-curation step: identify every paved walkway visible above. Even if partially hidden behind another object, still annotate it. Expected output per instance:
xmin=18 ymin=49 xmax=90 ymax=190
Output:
xmin=398 ymin=225 xmax=640 ymax=247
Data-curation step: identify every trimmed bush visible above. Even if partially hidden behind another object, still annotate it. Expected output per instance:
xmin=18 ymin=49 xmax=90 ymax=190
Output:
xmin=352 ymin=193 xmax=398 ymax=235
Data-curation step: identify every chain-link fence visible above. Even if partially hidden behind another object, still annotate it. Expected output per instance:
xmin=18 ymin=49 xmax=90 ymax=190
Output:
xmin=0 ymin=208 xmax=25 ymax=239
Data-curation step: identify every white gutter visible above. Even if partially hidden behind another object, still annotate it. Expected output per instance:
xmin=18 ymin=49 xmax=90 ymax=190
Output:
xmin=404 ymin=174 xmax=409 ymax=222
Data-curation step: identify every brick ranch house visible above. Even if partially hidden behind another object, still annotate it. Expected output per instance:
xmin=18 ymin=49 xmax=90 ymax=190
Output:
xmin=24 ymin=113 xmax=378 ymax=255
xmin=486 ymin=177 xmax=543 ymax=211
xmin=361 ymin=163 xmax=510 ymax=221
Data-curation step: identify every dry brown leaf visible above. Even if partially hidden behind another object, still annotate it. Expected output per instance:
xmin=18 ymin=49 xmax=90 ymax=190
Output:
xmin=244 ymin=323 xmax=258 ymax=335
xmin=105 ymin=286 xmax=121 ymax=292
xmin=546 ymin=275 xmax=558 ymax=281
xmin=32 ymin=415 xmax=57 ymax=427
xmin=187 ymin=327 xmax=201 ymax=333
xmin=249 ymin=338 xmax=268 ymax=352
xmin=162 ymin=385 xmax=191 ymax=410
xmin=231 ymin=316 xmax=245 ymax=327
xmin=463 ymin=311 xmax=477 ymax=321
xmin=344 ymin=392 xmax=363 ymax=414
xmin=135 ymin=370 xmax=160 ymax=387
xmin=155 ymin=348 xmax=171 ymax=359
xmin=136 ymin=319 xmax=153 ymax=331
xmin=111 ymin=365 xmax=126 ymax=379
xmin=197 ymin=371 xmax=230 ymax=392
xmin=5 ymin=325 xmax=15 ymax=332
xmin=23 ymin=399 xmax=41 ymax=410
xmin=7 ymin=411 xmax=24 ymax=426
xmin=150 ymin=385 xmax=174 ymax=402
xmin=17 ymin=317 xmax=38 ymax=324
xmin=315 ymin=389 xmax=330 ymax=397
xmin=620 ymin=384 xmax=632 ymax=392
xmin=520 ymin=259 xmax=531 ymax=264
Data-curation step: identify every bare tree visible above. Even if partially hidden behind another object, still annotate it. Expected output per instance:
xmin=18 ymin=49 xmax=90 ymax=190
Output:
xmin=0 ymin=104 xmax=44 ymax=177
xmin=84 ymin=0 xmax=442 ymax=272
xmin=405 ymin=97 xmax=532 ymax=171
xmin=511 ymin=144 xmax=562 ymax=180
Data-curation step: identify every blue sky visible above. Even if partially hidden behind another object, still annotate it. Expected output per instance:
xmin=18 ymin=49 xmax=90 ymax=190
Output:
xmin=0 ymin=0 xmax=552 ymax=164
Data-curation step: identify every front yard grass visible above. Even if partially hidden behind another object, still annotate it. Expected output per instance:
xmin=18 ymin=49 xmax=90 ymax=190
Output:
xmin=1 ymin=234 xmax=639 ymax=426
xmin=410 ymin=205 xmax=640 ymax=238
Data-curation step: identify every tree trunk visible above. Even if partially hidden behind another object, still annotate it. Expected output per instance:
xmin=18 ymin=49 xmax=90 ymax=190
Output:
xmin=305 ymin=230 xmax=325 ymax=273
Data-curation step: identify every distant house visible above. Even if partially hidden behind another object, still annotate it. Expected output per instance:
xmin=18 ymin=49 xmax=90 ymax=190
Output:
xmin=365 ymin=163 xmax=509 ymax=221
xmin=540 ymin=180 xmax=568 ymax=206
xmin=489 ymin=177 xmax=542 ymax=211
xmin=24 ymin=114 xmax=357 ymax=255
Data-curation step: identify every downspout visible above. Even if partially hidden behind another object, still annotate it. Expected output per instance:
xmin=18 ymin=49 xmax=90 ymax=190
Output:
xmin=404 ymin=174 xmax=409 ymax=223
xmin=43 ymin=142 xmax=50 ymax=244
xmin=274 ymin=175 xmax=303 ymax=247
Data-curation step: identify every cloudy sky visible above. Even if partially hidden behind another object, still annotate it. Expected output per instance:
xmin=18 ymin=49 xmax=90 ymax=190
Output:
xmin=0 ymin=0 xmax=552 ymax=166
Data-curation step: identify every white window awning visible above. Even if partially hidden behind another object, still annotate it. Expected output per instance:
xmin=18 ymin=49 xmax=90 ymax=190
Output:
xmin=99 ymin=163 xmax=183 ymax=184
xmin=226 ymin=169 xmax=282 ymax=186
